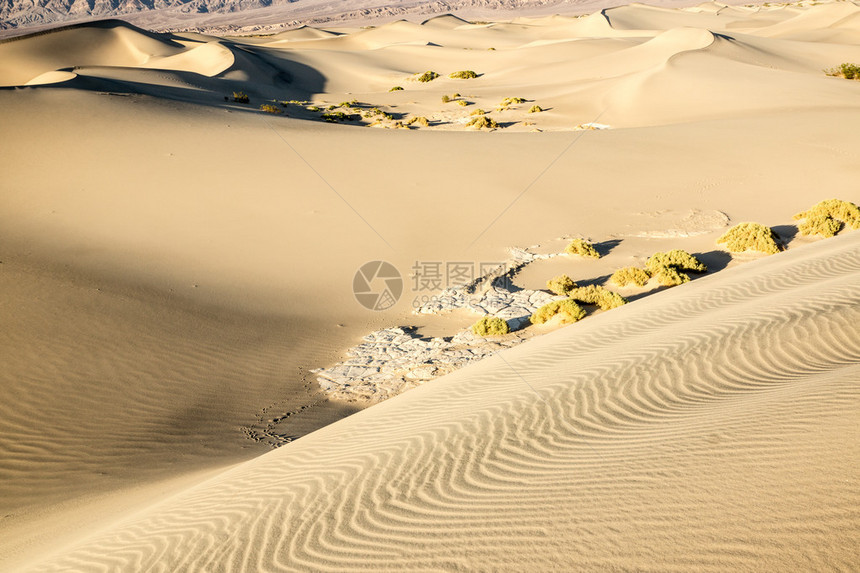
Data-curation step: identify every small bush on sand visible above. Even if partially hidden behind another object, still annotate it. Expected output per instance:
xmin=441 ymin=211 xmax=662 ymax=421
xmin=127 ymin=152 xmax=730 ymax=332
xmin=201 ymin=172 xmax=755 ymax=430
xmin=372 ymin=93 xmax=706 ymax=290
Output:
xmin=717 ymin=222 xmax=780 ymax=254
xmin=458 ymin=100 xmax=470 ymax=106
xmin=259 ymin=104 xmax=282 ymax=114
xmin=416 ymin=71 xmax=440 ymax=82
xmin=500 ymin=97 xmax=526 ymax=107
xmin=610 ymin=267 xmax=651 ymax=287
xmin=321 ymin=111 xmax=359 ymax=123
xmin=793 ymin=199 xmax=860 ymax=237
xmin=232 ymin=91 xmax=250 ymax=103
xmin=307 ymin=106 xmax=321 ymax=112
xmin=568 ymin=285 xmax=628 ymax=310
xmin=406 ymin=116 xmax=430 ymax=127
xmin=472 ymin=316 xmax=510 ymax=336
xmin=547 ymin=274 xmax=577 ymax=296
xmin=470 ymin=108 xmax=486 ymax=116
xmin=564 ymin=238 xmax=600 ymax=258
xmin=528 ymin=105 xmax=543 ymax=113
xmin=441 ymin=94 xmax=451 ymax=103
xmin=825 ymin=63 xmax=860 ymax=80
xmin=530 ymin=299 xmax=586 ymax=325
xmin=389 ymin=86 xmax=404 ymax=92
xmin=466 ymin=115 xmax=499 ymax=129
xmin=646 ymin=250 xmax=707 ymax=286
xmin=449 ymin=70 xmax=478 ymax=79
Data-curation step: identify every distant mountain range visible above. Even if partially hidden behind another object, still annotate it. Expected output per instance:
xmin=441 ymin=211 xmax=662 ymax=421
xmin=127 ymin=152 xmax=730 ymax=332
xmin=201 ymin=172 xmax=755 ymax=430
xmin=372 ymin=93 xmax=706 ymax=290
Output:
xmin=0 ymin=0 xmax=587 ymax=37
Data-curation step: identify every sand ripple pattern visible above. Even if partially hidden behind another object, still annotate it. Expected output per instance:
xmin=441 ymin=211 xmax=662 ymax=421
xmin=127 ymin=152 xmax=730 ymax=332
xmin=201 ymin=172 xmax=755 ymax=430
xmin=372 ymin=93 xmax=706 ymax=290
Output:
xmin=28 ymin=233 xmax=860 ymax=572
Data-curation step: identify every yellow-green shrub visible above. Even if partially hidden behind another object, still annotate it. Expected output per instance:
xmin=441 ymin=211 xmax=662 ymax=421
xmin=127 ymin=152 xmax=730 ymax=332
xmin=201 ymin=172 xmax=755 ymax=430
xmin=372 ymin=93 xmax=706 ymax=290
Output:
xmin=717 ymin=222 xmax=780 ymax=254
xmin=466 ymin=115 xmax=498 ymax=129
xmin=646 ymin=250 xmax=706 ymax=286
xmin=610 ymin=267 xmax=651 ymax=287
xmin=565 ymin=238 xmax=600 ymax=258
xmin=232 ymin=91 xmax=249 ymax=103
xmin=547 ymin=274 xmax=577 ymax=296
xmin=472 ymin=316 xmax=510 ymax=336
xmin=568 ymin=285 xmax=628 ymax=310
xmin=259 ymin=104 xmax=282 ymax=114
xmin=449 ymin=70 xmax=478 ymax=79
xmin=406 ymin=116 xmax=430 ymax=127
xmin=793 ymin=199 xmax=860 ymax=237
xmin=528 ymin=105 xmax=543 ymax=113
xmin=416 ymin=71 xmax=439 ymax=82
xmin=530 ymin=300 xmax=586 ymax=325
xmin=389 ymin=86 xmax=404 ymax=92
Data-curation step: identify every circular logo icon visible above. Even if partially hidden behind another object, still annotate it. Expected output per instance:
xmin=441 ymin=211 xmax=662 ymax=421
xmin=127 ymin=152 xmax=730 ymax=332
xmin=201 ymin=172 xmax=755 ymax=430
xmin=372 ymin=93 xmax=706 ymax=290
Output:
xmin=353 ymin=261 xmax=403 ymax=311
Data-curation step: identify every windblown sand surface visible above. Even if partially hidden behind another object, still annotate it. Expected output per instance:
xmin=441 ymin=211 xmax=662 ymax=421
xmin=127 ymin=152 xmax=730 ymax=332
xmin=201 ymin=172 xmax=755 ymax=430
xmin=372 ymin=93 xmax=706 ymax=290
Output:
xmin=0 ymin=2 xmax=858 ymax=570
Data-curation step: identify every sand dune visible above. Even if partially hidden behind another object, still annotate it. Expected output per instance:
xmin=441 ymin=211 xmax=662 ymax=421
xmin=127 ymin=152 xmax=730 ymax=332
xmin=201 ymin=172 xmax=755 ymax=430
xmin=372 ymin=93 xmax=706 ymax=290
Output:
xmin=21 ymin=232 xmax=860 ymax=571
xmin=1 ymin=2 xmax=859 ymax=570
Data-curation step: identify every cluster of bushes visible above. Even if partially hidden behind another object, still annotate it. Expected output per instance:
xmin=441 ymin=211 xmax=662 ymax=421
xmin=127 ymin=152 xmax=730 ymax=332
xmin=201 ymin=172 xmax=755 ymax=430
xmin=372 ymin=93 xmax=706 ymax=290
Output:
xmin=610 ymin=267 xmax=651 ymax=287
xmin=471 ymin=316 xmax=510 ymax=336
xmin=646 ymin=250 xmax=707 ymax=286
xmin=500 ymin=96 xmax=526 ymax=107
xmin=280 ymin=99 xmax=309 ymax=106
xmin=321 ymin=111 xmax=360 ymax=123
xmin=232 ymin=91 xmax=250 ymax=103
xmin=564 ymin=238 xmax=600 ymax=258
xmin=466 ymin=115 xmax=499 ymax=129
xmin=794 ymin=199 xmax=860 ymax=237
xmin=717 ymin=222 xmax=780 ymax=254
xmin=826 ymin=63 xmax=860 ymax=80
xmin=259 ymin=104 xmax=282 ymax=114
xmin=528 ymin=105 xmax=543 ymax=113
xmin=449 ymin=70 xmax=478 ymax=79
xmin=530 ymin=299 xmax=586 ymax=325
xmin=567 ymin=285 xmax=628 ymax=310
xmin=441 ymin=93 xmax=461 ymax=103
xmin=416 ymin=71 xmax=440 ymax=82
xmin=406 ymin=116 xmax=430 ymax=127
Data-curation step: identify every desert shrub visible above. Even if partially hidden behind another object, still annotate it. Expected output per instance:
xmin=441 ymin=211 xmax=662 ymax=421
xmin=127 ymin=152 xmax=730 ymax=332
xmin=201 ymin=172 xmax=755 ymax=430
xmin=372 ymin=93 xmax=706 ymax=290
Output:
xmin=466 ymin=115 xmax=499 ymax=129
xmin=528 ymin=105 xmax=543 ymax=113
xmin=449 ymin=70 xmax=478 ymax=79
xmin=470 ymin=108 xmax=486 ymax=116
xmin=441 ymin=94 xmax=451 ymax=103
xmin=458 ymin=100 xmax=470 ymax=106
xmin=564 ymin=238 xmax=600 ymax=258
xmin=646 ymin=250 xmax=706 ymax=274
xmin=259 ymin=104 xmax=282 ymax=114
xmin=567 ymin=285 xmax=628 ymax=310
xmin=405 ymin=116 xmax=430 ymax=127
xmin=472 ymin=316 xmax=510 ymax=336
xmin=416 ymin=71 xmax=440 ymax=82
xmin=389 ymin=86 xmax=404 ymax=92
xmin=321 ymin=111 xmax=359 ymax=123
xmin=793 ymin=198 xmax=860 ymax=237
xmin=826 ymin=63 xmax=860 ymax=79
xmin=339 ymin=99 xmax=358 ymax=108
xmin=232 ymin=91 xmax=250 ymax=103
xmin=610 ymin=267 xmax=651 ymax=287
xmin=307 ymin=106 xmax=321 ymax=112
xmin=547 ymin=274 xmax=577 ymax=296
xmin=500 ymin=97 xmax=526 ymax=107
xmin=717 ymin=222 xmax=780 ymax=254
xmin=646 ymin=250 xmax=707 ymax=286
xmin=530 ymin=299 xmax=586 ymax=325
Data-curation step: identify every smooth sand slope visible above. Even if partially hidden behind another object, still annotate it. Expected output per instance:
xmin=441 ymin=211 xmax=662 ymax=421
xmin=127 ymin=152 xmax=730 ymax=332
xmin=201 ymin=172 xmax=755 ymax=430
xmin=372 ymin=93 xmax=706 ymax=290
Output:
xmin=23 ymin=231 xmax=860 ymax=572
xmin=1 ymin=2 xmax=859 ymax=570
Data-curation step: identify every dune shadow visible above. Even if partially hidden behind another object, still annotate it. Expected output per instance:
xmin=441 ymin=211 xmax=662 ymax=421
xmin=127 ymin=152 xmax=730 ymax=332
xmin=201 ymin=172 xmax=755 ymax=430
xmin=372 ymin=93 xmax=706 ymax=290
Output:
xmin=694 ymin=250 xmax=732 ymax=274
xmin=772 ymin=224 xmax=799 ymax=246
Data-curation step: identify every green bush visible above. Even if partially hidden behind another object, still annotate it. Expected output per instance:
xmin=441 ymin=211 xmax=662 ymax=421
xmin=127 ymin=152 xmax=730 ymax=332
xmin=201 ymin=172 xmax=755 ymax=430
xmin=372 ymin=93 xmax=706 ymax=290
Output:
xmin=530 ymin=299 xmax=586 ymax=325
xmin=416 ymin=71 xmax=440 ymax=82
xmin=567 ymin=285 xmax=628 ymax=310
xmin=793 ymin=199 xmax=860 ymax=237
xmin=232 ymin=91 xmax=250 ymax=103
xmin=826 ymin=63 xmax=860 ymax=80
xmin=564 ymin=238 xmax=600 ymax=258
xmin=466 ymin=115 xmax=499 ymax=129
xmin=547 ymin=274 xmax=577 ymax=296
xmin=646 ymin=250 xmax=707 ymax=286
xmin=528 ymin=105 xmax=543 ymax=113
xmin=717 ymin=222 xmax=780 ymax=254
xmin=500 ymin=97 xmax=526 ymax=107
xmin=449 ymin=70 xmax=478 ymax=79
xmin=307 ymin=106 xmax=321 ymax=112
xmin=441 ymin=94 xmax=451 ymax=103
xmin=458 ymin=100 xmax=470 ymax=107
xmin=389 ymin=86 xmax=404 ymax=92
xmin=472 ymin=316 xmax=510 ymax=336
xmin=321 ymin=111 xmax=359 ymax=123
xmin=405 ymin=116 xmax=430 ymax=127
xmin=259 ymin=104 xmax=282 ymax=114
xmin=470 ymin=108 xmax=486 ymax=116
xmin=610 ymin=267 xmax=651 ymax=287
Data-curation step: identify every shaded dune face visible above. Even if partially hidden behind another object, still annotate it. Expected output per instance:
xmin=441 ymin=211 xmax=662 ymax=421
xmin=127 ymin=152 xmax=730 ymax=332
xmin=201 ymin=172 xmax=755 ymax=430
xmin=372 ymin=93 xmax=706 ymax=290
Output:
xmin=24 ymin=232 xmax=860 ymax=573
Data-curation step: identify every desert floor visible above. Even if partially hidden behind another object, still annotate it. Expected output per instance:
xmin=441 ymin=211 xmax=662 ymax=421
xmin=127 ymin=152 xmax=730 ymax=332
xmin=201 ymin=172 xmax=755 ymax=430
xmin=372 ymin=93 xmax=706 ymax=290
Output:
xmin=0 ymin=2 xmax=858 ymax=570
